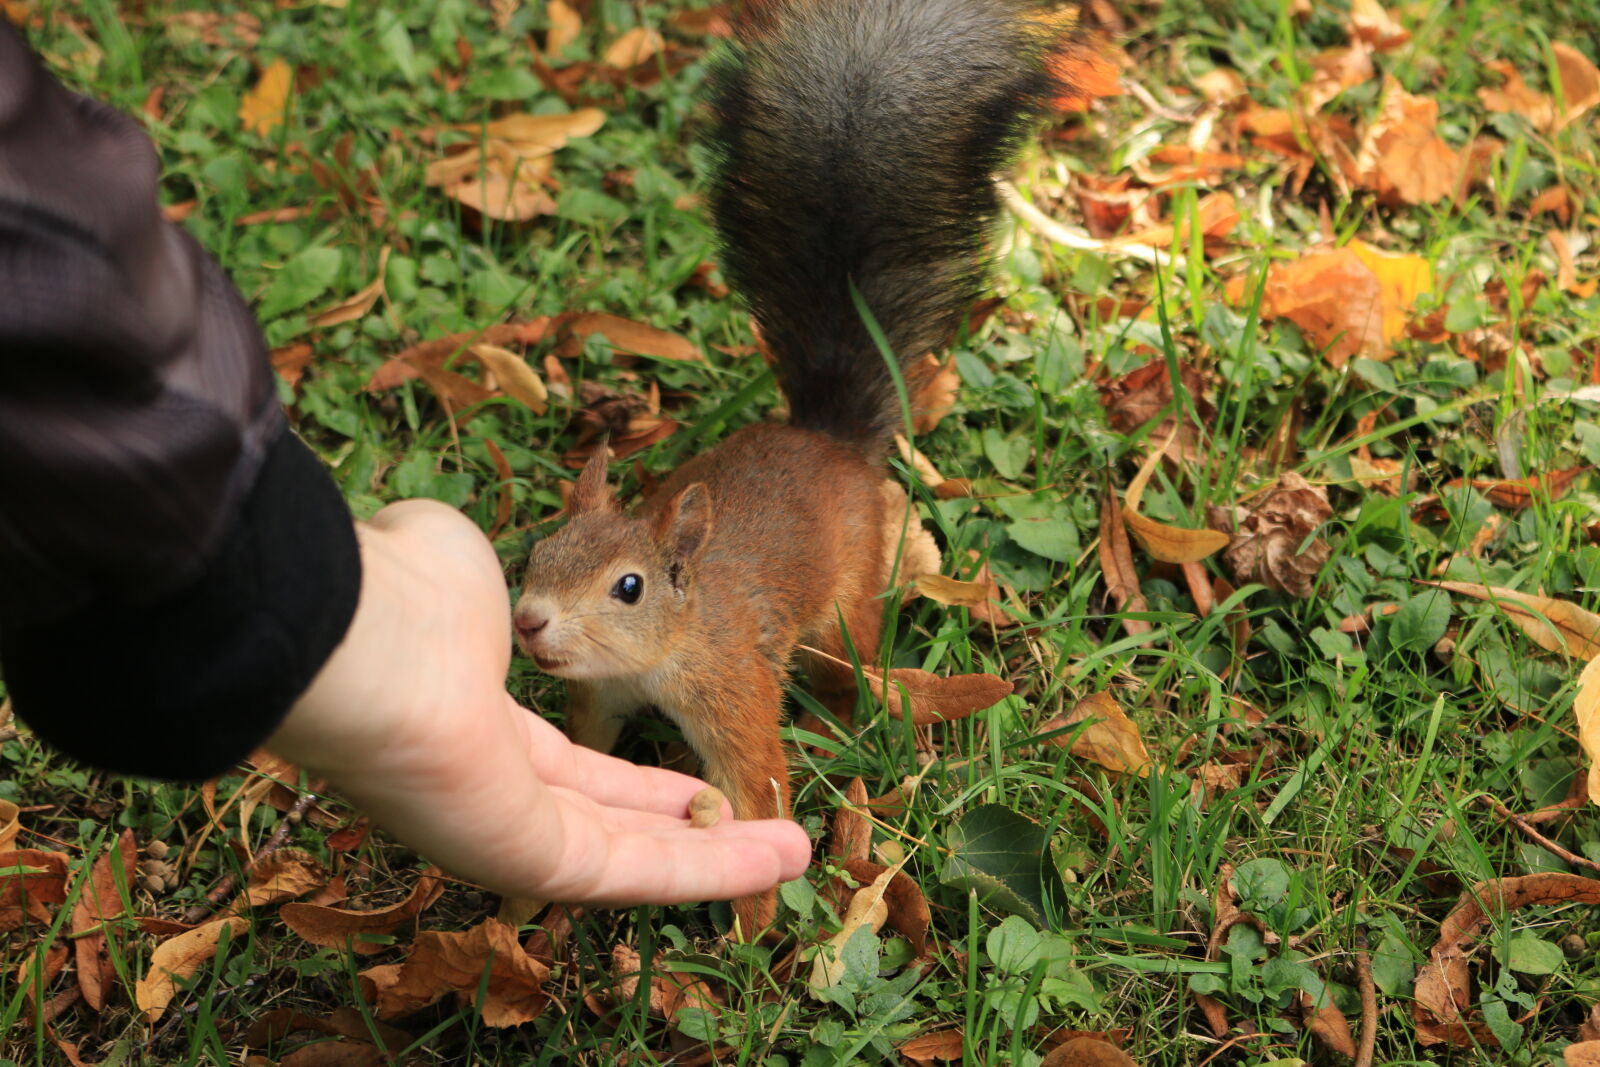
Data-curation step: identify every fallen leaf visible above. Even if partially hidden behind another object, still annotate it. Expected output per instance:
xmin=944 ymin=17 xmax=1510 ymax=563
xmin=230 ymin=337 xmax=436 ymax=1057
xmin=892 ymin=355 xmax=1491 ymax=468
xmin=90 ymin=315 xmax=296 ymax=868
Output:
xmin=1046 ymin=36 xmax=1122 ymax=112
xmin=1355 ymin=76 xmax=1457 ymax=205
xmin=0 ymin=799 xmax=16 ymax=851
xmin=281 ymin=867 xmax=446 ymax=955
xmin=361 ymin=919 xmax=550 ymax=1026
xmin=609 ymin=943 xmax=722 ymax=1021
xmin=809 ymin=864 xmax=898 ymax=995
xmin=472 ymin=344 xmax=549 ymax=414
xmin=914 ymin=574 xmax=996 ymax=610
xmin=1554 ymin=42 xmax=1600 ymax=129
xmin=1348 ymin=0 xmax=1409 ymax=51
xmin=564 ymin=312 xmax=700 ymax=362
xmin=602 ymin=26 xmax=663 ymax=69
xmin=829 ymin=779 xmax=871 ymax=864
xmin=1040 ymin=1037 xmax=1137 ymax=1067
xmin=909 ymin=354 xmax=960 ymax=433
xmin=1478 ymin=60 xmax=1555 ymax=128
xmin=1422 ymin=582 xmax=1600 ymax=660
xmin=1040 ymin=691 xmax=1151 ymax=777
xmin=239 ymin=58 xmax=292 ymax=137
xmin=1097 ymin=491 xmax=1153 ymax=641
xmin=228 ymin=849 xmax=328 ymax=913
xmin=450 ymin=109 xmax=605 ymax=152
xmin=545 ymin=0 xmax=581 ymax=54
xmin=310 ymin=247 xmax=389 ymax=328
xmin=71 ymin=831 xmax=136 ymax=1010
xmin=799 ymin=647 xmax=1012 ymax=725
xmin=0 ymin=849 xmax=70 ymax=931
xmin=1575 ymin=654 xmax=1600 ymax=806
xmin=1122 ymin=448 xmax=1230 ymax=563
xmin=898 ymin=1028 xmax=965 ymax=1064
xmin=137 ymin=917 xmax=249 ymax=1022
xmin=1215 ymin=472 xmax=1333 ymax=598
xmin=1304 ymin=45 xmax=1375 ymax=113
xmin=1194 ymin=67 xmax=1246 ymax=104
xmin=838 ymin=857 xmax=931 ymax=963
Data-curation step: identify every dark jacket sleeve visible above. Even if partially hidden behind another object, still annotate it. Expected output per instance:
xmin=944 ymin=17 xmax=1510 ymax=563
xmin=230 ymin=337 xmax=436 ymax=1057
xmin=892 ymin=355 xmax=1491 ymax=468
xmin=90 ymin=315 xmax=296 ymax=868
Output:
xmin=0 ymin=23 xmax=361 ymax=780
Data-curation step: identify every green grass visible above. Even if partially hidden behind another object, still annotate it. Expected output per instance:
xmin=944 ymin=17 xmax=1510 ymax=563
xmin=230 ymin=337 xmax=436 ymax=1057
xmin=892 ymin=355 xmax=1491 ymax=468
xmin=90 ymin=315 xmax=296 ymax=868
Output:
xmin=3 ymin=0 xmax=1600 ymax=1064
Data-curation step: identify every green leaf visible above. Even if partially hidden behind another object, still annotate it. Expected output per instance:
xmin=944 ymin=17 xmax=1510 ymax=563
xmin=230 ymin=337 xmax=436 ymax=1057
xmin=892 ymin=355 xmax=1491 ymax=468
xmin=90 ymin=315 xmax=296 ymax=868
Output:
xmin=1006 ymin=518 xmax=1079 ymax=563
xmin=1479 ymin=996 xmax=1521 ymax=1052
xmin=377 ymin=10 xmax=419 ymax=83
xmin=982 ymin=429 xmax=1029 ymax=481
xmin=986 ymin=915 xmax=1042 ymax=974
xmin=940 ymin=805 xmax=1068 ymax=928
xmin=1389 ymin=591 xmax=1452 ymax=653
xmin=1232 ymin=858 xmax=1291 ymax=913
xmin=780 ymin=876 xmax=817 ymax=918
xmin=1505 ymin=934 xmax=1563 ymax=975
xmin=258 ymin=247 xmax=342 ymax=321
xmin=1370 ymin=929 xmax=1416 ymax=996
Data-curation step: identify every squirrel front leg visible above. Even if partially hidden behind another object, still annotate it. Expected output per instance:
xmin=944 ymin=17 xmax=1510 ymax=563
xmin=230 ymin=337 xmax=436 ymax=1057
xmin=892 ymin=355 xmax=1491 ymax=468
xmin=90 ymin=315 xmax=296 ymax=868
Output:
xmin=662 ymin=664 xmax=792 ymax=939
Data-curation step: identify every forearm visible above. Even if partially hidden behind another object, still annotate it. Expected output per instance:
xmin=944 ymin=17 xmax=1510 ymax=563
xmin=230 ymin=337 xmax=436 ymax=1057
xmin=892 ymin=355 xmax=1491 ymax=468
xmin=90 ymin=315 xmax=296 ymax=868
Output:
xmin=0 ymin=21 xmax=360 ymax=779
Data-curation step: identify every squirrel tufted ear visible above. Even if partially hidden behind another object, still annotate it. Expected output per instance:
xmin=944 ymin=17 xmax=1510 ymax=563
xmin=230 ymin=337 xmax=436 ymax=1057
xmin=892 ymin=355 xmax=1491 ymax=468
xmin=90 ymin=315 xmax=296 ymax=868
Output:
xmin=569 ymin=448 xmax=616 ymax=516
xmin=658 ymin=483 xmax=713 ymax=588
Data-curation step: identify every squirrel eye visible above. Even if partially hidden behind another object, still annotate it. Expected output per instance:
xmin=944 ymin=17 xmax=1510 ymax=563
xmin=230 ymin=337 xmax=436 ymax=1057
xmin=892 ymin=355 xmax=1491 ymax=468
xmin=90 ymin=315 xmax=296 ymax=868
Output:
xmin=612 ymin=573 xmax=643 ymax=604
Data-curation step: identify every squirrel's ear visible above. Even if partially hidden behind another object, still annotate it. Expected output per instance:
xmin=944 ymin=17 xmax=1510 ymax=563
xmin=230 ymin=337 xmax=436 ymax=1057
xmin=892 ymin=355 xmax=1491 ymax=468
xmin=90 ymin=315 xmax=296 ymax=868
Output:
xmin=658 ymin=483 xmax=713 ymax=590
xmin=570 ymin=448 xmax=616 ymax=515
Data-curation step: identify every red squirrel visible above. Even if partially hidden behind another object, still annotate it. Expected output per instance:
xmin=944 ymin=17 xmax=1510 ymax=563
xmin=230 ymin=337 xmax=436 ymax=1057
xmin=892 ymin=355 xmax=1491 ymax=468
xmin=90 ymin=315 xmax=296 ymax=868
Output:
xmin=514 ymin=0 xmax=1053 ymax=937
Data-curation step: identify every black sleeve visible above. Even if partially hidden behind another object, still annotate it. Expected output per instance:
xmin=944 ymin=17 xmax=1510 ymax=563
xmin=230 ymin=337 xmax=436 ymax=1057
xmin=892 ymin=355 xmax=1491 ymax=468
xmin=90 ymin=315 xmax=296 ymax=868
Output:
xmin=0 ymin=23 xmax=361 ymax=780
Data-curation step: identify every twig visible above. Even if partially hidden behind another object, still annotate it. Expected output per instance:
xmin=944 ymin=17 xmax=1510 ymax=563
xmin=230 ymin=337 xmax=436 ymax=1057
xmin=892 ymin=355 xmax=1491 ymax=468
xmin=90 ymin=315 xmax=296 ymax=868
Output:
xmin=1354 ymin=933 xmax=1377 ymax=1067
xmin=1481 ymin=795 xmax=1600 ymax=875
xmin=181 ymin=791 xmax=318 ymax=923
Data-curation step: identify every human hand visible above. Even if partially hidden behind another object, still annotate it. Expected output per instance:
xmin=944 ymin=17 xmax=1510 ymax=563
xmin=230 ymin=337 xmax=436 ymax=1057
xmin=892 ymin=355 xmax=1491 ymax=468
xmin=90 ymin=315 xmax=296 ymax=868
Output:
xmin=269 ymin=498 xmax=812 ymax=905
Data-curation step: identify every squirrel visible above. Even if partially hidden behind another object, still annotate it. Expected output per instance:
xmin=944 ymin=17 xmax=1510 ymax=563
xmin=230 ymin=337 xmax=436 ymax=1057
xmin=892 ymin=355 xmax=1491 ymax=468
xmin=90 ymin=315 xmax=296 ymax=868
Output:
xmin=514 ymin=0 xmax=1054 ymax=937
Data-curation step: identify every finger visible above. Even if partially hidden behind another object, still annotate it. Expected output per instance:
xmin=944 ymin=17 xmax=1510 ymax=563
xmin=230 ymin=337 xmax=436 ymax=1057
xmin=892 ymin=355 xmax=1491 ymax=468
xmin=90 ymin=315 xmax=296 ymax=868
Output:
xmin=512 ymin=698 xmax=728 ymax=818
xmin=547 ymin=785 xmax=812 ymax=868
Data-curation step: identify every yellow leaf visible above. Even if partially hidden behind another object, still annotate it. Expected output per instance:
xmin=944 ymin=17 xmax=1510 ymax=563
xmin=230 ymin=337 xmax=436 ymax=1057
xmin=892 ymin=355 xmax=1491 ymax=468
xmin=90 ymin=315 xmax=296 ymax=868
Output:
xmin=457 ymin=108 xmax=605 ymax=151
xmin=1554 ymin=42 xmax=1600 ymax=129
xmin=1575 ymin=655 xmax=1600 ymax=806
xmin=1347 ymin=238 xmax=1433 ymax=343
xmin=1043 ymin=691 xmax=1151 ymax=777
xmin=0 ymin=799 xmax=16 ymax=851
xmin=310 ymin=246 xmax=390 ymax=328
xmin=239 ymin=58 xmax=292 ymax=137
xmin=136 ymin=917 xmax=249 ymax=1022
xmin=914 ymin=574 xmax=993 ymax=609
xmin=808 ymin=864 xmax=900 ymax=995
xmin=1424 ymin=582 xmax=1600 ymax=660
xmin=472 ymin=344 xmax=549 ymax=414
xmin=602 ymin=26 xmax=663 ymax=69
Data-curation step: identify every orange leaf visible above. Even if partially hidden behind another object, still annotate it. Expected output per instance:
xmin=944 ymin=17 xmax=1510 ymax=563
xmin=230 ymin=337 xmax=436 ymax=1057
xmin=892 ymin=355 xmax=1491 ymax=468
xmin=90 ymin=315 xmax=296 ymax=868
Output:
xmin=0 ymin=799 xmax=16 ymax=851
xmin=545 ymin=0 xmax=582 ymax=54
xmin=228 ymin=849 xmax=328 ymax=913
xmin=0 ymin=849 xmax=70 ymax=931
xmin=361 ymin=919 xmax=550 ymax=1026
xmin=71 ymin=831 xmax=136 ymax=1011
xmin=799 ymin=647 xmax=1012 ymax=725
xmin=239 ymin=58 xmax=293 ymax=137
xmin=1478 ymin=60 xmax=1555 ymax=128
xmin=565 ymin=312 xmax=701 ymax=362
xmin=1040 ymin=691 xmax=1151 ymax=777
xmin=1554 ymin=42 xmax=1600 ymax=129
xmin=602 ymin=26 xmax=663 ymax=69
xmin=136 ymin=917 xmax=249 ymax=1022
xmin=1121 ymin=449 xmax=1230 ymax=563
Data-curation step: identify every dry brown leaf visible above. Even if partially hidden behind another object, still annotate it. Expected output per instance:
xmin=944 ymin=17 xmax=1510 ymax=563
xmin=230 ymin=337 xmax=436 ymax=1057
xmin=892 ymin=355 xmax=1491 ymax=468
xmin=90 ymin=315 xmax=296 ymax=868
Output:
xmin=1554 ymin=43 xmax=1600 ymax=129
xmin=609 ymin=944 xmax=722 ymax=1021
xmin=1194 ymin=67 xmax=1246 ymax=104
xmin=909 ymin=354 xmax=960 ymax=433
xmin=1097 ymin=490 xmax=1153 ymax=641
xmin=1416 ymin=874 xmax=1600 ymax=1046
xmin=838 ymin=857 xmax=930 ymax=963
xmin=446 ymin=171 xmax=557 ymax=221
xmin=808 ymin=864 xmax=898 ymax=995
xmin=602 ymin=26 xmax=664 ymax=69
xmin=137 ymin=917 xmax=250 ymax=1022
xmin=0 ymin=849 xmax=70 ymax=931
xmin=1568 ymin=1041 xmax=1600 ymax=1067
xmin=1423 ymin=582 xmax=1600 ymax=659
xmin=71 ymin=831 xmax=136 ymax=1011
xmin=1348 ymin=0 xmax=1410 ymax=51
xmin=1478 ymin=60 xmax=1555 ymax=128
xmin=0 ymin=799 xmax=17 ymax=851
xmin=362 ymin=919 xmax=550 ymax=1026
xmin=311 ymin=247 xmax=389 ymax=329
xmin=545 ymin=0 xmax=581 ymax=54
xmin=565 ymin=312 xmax=701 ymax=362
xmin=1216 ymin=472 xmax=1333 ymax=598
xmin=1040 ymin=1037 xmax=1137 ymax=1067
xmin=239 ymin=59 xmax=292 ymax=137
xmin=229 ymin=849 xmax=328 ymax=913
xmin=1356 ymin=76 xmax=1457 ymax=205
xmin=281 ymin=867 xmax=446 ymax=955
xmin=1577 ymin=655 xmax=1600 ymax=806
xmin=800 ymin=647 xmax=1011 ymax=725
xmin=1122 ymin=448 xmax=1230 ymax=563
xmin=453 ymin=109 xmax=605 ymax=151
xmin=914 ymin=574 xmax=995 ymax=610
xmin=1303 ymin=45 xmax=1374 ymax=113
xmin=830 ymin=779 xmax=871 ymax=864
xmin=898 ymin=1028 xmax=965 ymax=1064
xmin=472 ymin=344 xmax=549 ymax=414
xmin=1040 ymin=691 xmax=1151 ymax=777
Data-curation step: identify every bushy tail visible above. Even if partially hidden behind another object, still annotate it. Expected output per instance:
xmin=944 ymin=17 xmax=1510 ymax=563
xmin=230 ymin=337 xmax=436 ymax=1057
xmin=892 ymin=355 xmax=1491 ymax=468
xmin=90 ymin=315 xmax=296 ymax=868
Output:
xmin=708 ymin=0 xmax=1053 ymax=453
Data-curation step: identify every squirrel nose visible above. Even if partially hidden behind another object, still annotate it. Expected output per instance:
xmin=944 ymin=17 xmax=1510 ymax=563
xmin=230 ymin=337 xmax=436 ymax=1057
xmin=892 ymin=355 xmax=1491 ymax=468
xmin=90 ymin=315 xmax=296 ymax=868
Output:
xmin=513 ymin=603 xmax=551 ymax=643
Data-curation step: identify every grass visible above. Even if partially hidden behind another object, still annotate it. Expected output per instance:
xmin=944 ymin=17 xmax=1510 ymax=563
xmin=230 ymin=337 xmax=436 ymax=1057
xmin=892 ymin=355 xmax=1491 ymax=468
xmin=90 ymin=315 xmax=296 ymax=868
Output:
xmin=2 ymin=0 xmax=1600 ymax=1064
